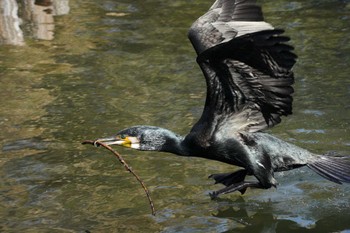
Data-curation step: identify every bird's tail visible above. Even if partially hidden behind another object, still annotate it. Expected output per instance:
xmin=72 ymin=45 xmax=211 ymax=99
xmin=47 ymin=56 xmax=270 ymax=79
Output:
xmin=307 ymin=154 xmax=350 ymax=184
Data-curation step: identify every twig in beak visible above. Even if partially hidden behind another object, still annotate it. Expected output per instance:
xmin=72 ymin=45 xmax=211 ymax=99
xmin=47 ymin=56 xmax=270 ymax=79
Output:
xmin=81 ymin=140 xmax=156 ymax=216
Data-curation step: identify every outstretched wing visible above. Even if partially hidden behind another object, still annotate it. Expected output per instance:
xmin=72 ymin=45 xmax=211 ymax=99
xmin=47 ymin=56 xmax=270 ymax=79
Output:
xmin=188 ymin=0 xmax=297 ymax=144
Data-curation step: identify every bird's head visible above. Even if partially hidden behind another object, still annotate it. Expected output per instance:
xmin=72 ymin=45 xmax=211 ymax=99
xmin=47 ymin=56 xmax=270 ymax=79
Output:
xmin=95 ymin=125 xmax=184 ymax=152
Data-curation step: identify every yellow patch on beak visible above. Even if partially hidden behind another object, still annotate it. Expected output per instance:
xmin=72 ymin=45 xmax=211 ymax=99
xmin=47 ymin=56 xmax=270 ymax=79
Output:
xmin=117 ymin=136 xmax=140 ymax=149
xmin=119 ymin=136 xmax=132 ymax=147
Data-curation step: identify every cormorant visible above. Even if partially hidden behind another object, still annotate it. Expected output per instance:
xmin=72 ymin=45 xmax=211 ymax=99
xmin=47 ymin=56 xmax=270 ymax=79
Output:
xmin=95 ymin=0 xmax=350 ymax=198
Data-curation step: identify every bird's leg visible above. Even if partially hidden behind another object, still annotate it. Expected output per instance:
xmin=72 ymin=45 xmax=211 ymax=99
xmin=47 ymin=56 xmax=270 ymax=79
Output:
xmin=209 ymin=181 xmax=263 ymax=199
xmin=209 ymin=169 xmax=247 ymax=187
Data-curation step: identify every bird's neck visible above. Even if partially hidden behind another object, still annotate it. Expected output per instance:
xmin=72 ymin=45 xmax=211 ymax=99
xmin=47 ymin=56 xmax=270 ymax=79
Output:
xmin=144 ymin=127 xmax=200 ymax=156
xmin=165 ymin=131 xmax=213 ymax=158
xmin=160 ymin=134 xmax=190 ymax=156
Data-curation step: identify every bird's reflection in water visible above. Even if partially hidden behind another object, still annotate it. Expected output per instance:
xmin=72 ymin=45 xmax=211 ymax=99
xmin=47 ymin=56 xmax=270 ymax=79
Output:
xmin=212 ymin=197 xmax=350 ymax=233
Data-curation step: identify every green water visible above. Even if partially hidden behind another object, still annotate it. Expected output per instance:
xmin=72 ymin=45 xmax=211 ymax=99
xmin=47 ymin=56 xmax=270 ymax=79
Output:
xmin=0 ymin=0 xmax=349 ymax=232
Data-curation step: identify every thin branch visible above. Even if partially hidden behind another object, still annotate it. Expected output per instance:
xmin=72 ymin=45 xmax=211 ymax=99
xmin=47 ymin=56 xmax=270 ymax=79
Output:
xmin=81 ymin=140 xmax=156 ymax=216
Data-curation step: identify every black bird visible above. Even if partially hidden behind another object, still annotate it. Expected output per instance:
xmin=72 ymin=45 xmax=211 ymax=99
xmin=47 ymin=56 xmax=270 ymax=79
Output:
xmin=96 ymin=0 xmax=350 ymax=198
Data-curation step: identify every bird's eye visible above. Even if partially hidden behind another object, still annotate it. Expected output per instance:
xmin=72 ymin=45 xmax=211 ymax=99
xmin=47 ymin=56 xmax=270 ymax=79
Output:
xmin=119 ymin=134 xmax=127 ymax=139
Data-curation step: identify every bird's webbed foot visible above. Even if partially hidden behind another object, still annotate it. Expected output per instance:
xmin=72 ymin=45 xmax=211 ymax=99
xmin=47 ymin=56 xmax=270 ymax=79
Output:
xmin=209 ymin=181 xmax=263 ymax=199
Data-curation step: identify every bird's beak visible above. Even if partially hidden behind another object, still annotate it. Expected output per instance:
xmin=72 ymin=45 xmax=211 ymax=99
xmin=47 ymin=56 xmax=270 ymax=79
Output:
xmin=95 ymin=136 xmax=140 ymax=149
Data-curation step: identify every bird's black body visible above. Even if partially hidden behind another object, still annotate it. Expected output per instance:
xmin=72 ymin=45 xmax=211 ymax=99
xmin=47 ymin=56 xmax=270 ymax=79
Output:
xmin=97 ymin=0 xmax=350 ymax=198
